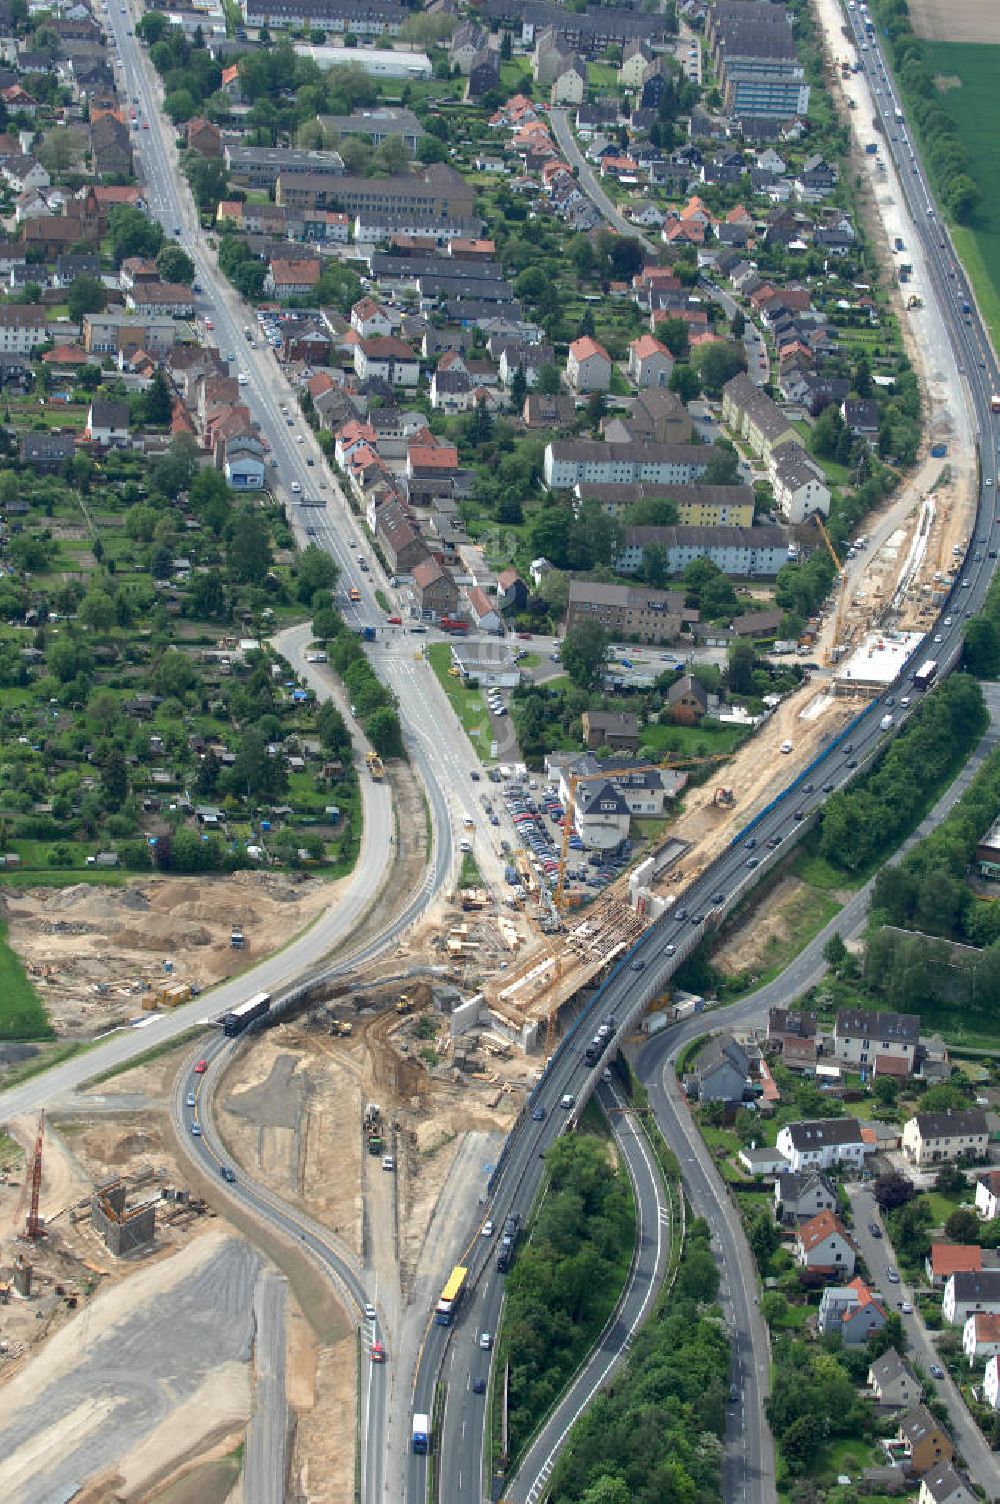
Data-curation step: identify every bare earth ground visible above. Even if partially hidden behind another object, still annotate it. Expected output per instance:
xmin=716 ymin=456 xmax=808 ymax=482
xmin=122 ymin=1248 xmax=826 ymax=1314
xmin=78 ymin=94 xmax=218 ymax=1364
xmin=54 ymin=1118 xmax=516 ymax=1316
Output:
xmin=1 ymin=868 xmax=340 ymax=1037
xmin=908 ymin=0 xmax=1000 ymax=43
xmin=0 ymin=1227 xmax=257 ymax=1504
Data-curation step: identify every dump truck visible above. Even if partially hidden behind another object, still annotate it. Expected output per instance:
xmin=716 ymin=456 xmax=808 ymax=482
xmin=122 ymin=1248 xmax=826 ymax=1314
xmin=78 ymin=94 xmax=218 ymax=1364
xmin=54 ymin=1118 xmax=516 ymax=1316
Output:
xmin=396 ymin=993 xmax=413 ymax=1015
xmin=366 ymin=751 xmax=385 ymax=781
xmin=363 ymin=1103 xmax=384 ymax=1155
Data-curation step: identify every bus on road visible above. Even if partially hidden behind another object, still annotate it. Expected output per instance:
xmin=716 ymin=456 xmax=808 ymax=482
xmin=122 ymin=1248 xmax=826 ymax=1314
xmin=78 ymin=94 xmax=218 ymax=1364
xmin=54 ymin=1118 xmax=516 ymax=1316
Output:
xmin=435 ymin=1265 xmax=468 ymax=1325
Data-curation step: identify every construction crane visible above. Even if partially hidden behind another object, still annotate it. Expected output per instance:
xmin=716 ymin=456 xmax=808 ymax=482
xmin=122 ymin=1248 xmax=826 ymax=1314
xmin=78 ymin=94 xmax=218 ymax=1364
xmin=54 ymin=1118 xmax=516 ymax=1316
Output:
xmin=554 ymin=753 xmax=732 ymax=912
xmin=15 ymin=1111 xmax=45 ymax=1240
xmin=812 ymin=513 xmax=850 ymax=666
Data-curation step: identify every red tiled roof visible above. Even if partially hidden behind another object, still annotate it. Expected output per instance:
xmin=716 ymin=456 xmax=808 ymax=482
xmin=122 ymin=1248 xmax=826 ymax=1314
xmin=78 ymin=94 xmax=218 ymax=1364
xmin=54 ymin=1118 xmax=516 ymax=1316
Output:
xmin=930 ymin=1244 xmax=982 ymax=1278
xmin=797 ymin=1208 xmax=848 ymax=1253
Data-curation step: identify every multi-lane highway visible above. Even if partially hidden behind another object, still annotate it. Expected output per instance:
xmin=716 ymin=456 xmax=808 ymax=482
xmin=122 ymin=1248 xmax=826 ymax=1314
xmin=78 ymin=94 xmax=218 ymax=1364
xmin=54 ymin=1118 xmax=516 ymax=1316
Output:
xmin=416 ymin=7 xmax=1000 ymax=1494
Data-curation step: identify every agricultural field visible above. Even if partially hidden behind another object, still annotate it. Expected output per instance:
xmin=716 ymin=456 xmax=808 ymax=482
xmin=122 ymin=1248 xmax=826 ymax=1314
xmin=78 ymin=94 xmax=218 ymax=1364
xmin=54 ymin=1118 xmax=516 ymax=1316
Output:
xmin=926 ymin=42 xmax=1000 ymax=349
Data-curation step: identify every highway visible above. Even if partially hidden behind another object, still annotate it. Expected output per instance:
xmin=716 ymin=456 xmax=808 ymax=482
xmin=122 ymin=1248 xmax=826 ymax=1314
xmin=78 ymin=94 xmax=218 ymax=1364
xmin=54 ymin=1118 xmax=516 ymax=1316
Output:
xmin=417 ymin=8 xmax=1000 ymax=1492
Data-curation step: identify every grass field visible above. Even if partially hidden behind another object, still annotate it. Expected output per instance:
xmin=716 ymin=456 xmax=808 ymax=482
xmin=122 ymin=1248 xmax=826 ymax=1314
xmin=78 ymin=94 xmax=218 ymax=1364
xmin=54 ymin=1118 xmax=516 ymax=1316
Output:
xmin=0 ymin=921 xmax=53 ymax=1041
xmin=425 ymin=643 xmax=496 ymax=763
xmin=926 ymin=42 xmax=1000 ymax=353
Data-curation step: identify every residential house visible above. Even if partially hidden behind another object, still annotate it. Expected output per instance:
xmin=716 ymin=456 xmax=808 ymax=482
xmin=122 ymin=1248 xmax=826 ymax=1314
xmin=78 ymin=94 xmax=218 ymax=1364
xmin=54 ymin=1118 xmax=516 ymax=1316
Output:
xmin=544 ymin=439 xmax=710 ymax=490
xmin=186 ymin=117 xmax=222 ymax=157
xmin=377 ymin=500 xmax=428 ymax=575
xmin=223 ymin=438 xmax=266 ymax=490
xmin=551 ymin=54 xmax=587 ymax=106
xmin=690 ymin=1032 xmax=750 ymax=1104
xmin=640 ymin=56 xmax=672 ymax=111
xmin=89 ymin=113 xmax=132 ymax=177
xmin=85 ymin=399 xmax=129 ymax=448
xmin=619 ymin=38 xmax=653 ymax=89
xmin=897 ymin=1405 xmax=953 ymax=1474
xmin=265 ymin=258 xmax=321 ymax=298
xmin=572 ymin=779 xmax=631 ymax=848
xmin=975 ymin=1170 xmax=1000 ymax=1222
xmin=450 ymin=21 xmax=489 ymax=74
xmin=774 ymin=1118 xmax=865 ymax=1173
xmin=581 ymin=710 xmax=640 ymax=753
xmin=926 ymin=1245 xmax=983 ymax=1290
xmin=738 ymin=1144 xmax=789 ymax=1177
xmin=918 ymin=1463 xmax=973 ymax=1504
xmin=795 ymin=1208 xmax=855 ymax=1277
xmin=722 ymin=372 xmax=797 ymax=463
xmin=557 ymin=755 xmax=675 ymax=820
xmin=770 ymin=442 xmax=831 ymax=523
xmin=524 ymin=393 xmax=575 ymax=428
xmin=768 ymin=1008 xmax=818 ymax=1049
xmin=667 ymin=674 xmax=709 ymax=724
xmin=20 ymin=430 xmax=76 ymax=472
xmin=412 ymin=558 xmax=459 ymax=618
xmin=565 ymin=578 xmax=687 ymax=646
xmin=962 ymin=1312 xmax=1000 ymax=1366
xmin=902 ymin=1110 xmax=989 ymax=1167
xmin=126 ymin=283 xmax=196 ymax=318
xmin=842 ymin=397 xmax=880 ymax=444
xmin=987 ymin=1355 xmax=1000 ymax=1410
xmin=467 ymin=48 xmax=501 ymax=101
xmin=496 ymin=568 xmax=528 ymax=614
xmin=1 ymin=155 xmax=48 ymax=194
xmin=628 ymin=334 xmax=674 ymax=389
xmin=467 ymin=585 xmax=501 ymax=635
xmin=0 ymin=303 xmax=46 ymax=352
xmin=774 ymin=1169 xmax=836 ymax=1225
xmin=53 ymin=253 xmax=100 ymax=288
xmin=834 ymin=1008 xmax=919 ymax=1076
xmin=352 ymin=296 xmax=394 ymax=339
xmin=869 ymin=1350 xmax=920 ymax=1411
xmin=566 ymin=335 xmax=612 ymax=393
xmin=354 ymin=336 xmax=420 ymax=388
xmin=942 ymin=1270 xmax=1000 ymax=1327
xmin=817 ymin=1278 xmax=886 ymax=1345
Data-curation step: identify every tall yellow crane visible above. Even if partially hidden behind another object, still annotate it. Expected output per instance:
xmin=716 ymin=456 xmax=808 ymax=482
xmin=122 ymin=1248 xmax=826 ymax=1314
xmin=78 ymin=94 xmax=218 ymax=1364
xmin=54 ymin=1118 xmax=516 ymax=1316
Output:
xmin=554 ymin=752 xmax=732 ymax=912
xmin=811 ymin=513 xmax=849 ymax=666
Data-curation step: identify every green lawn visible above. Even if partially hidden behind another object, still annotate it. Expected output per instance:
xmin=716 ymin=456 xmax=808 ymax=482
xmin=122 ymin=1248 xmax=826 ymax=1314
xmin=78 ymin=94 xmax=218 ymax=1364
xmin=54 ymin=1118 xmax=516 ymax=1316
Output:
xmin=0 ymin=921 xmax=54 ymax=1041
xmin=926 ymin=42 xmax=1000 ymax=353
xmin=425 ymin=642 xmax=496 ymax=763
xmin=638 ymin=720 xmax=749 ymax=757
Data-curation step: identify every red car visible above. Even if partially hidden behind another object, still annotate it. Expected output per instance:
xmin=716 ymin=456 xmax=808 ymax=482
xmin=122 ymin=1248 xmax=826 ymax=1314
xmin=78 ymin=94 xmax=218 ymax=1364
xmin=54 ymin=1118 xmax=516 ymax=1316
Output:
xmin=387 ymin=614 xmax=402 ymax=624
xmin=517 ymin=631 xmax=532 ymax=640
xmin=194 ymin=1059 xmax=208 ymax=1074
xmin=371 ymin=1341 xmax=385 ymax=1363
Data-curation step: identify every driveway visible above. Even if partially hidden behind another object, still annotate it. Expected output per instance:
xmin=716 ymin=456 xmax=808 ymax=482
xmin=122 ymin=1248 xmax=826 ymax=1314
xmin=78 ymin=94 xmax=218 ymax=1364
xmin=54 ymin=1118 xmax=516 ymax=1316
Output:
xmin=850 ymin=1185 xmax=998 ymax=1497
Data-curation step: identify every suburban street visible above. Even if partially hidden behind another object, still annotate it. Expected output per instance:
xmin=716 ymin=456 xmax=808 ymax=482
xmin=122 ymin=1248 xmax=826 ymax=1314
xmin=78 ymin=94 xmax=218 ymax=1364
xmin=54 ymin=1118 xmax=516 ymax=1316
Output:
xmin=549 ymin=108 xmax=657 ymax=255
xmin=850 ymin=1187 xmax=998 ymax=1492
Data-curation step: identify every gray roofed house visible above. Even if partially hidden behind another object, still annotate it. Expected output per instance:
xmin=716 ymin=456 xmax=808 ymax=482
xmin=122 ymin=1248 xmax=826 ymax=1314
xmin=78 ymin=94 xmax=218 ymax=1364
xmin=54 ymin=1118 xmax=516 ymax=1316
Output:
xmin=903 ymin=1110 xmax=990 ymax=1169
xmin=774 ymin=1169 xmax=836 ymax=1224
xmin=868 ymin=1349 xmax=920 ymax=1411
xmin=834 ymin=1008 xmax=920 ymax=1073
xmin=919 ymin=1462 xmax=973 ymax=1504
xmin=690 ymin=1031 xmax=750 ymax=1104
xmin=20 ymin=430 xmax=76 ymax=471
xmin=775 ymin=1117 xmax=866 ymax=1172
xmin=316 ymin=107 xmax=424 ymax=150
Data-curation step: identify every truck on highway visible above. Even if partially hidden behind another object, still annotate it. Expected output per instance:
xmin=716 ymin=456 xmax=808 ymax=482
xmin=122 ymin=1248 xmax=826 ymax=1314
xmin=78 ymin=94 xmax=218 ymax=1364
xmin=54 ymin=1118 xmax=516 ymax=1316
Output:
xmin=913 ymin=659 xmax=938 ymax=690
xmin=880 ymin=713 xmax=894 ymax=731
xmin=991 ymin=394 xmax=1000 ymax=414
xmin=435 ymin=1265 xmax=468 ymax=1325
xmin=365 ymin=751 xmax=385 ymax=780
xmin=222 ymin=991 xmax=271 ymax=1037
xmin=496 ymin=1213 xmax=522 ymax=1273
xmin=412 ymin=1414 xmax=430 ymax=1454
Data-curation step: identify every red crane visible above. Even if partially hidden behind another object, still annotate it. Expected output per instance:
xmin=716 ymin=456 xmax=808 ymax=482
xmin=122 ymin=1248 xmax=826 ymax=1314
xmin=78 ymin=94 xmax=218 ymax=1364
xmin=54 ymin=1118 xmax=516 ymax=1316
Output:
xmin=25 ymin=1110 xmax=45 ymax=1239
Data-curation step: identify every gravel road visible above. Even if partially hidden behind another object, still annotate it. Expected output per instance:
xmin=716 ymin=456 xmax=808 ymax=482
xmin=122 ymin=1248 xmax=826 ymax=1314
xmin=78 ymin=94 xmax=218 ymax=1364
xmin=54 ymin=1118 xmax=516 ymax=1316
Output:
xmin=0 ymin=1233 xmax=261 ymax=1504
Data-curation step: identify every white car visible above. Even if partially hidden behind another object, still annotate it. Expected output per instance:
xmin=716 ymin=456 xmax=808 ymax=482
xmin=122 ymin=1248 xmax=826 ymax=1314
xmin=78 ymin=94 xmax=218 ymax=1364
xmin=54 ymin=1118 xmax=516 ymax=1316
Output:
xmin=291 ymin=481 xmax=301 ymax=493
xmin=479 ymin=1332 xmax=492 ymax=1350
xmin=481 ymin=1219 xmax=494 ymax=1238
xmin=296 ymin=434 xmax=305 ymax=444
xmin=364 ymin=1302 xmax=376 ymax=1321
xmin=237 ymin=372 xmax=249 ymax=385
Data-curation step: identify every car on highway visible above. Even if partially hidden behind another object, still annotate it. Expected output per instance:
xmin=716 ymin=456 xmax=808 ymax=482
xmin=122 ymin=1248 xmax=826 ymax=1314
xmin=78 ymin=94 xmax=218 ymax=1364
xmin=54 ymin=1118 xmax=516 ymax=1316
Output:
xmin=479 ymin=1332 xmax=493 ymax=1349
xmin=532 ymin=1105 xmax=546 ymax=1120
xmin=382 ymin=1154 xmax=395 ymax=1172
xmin=631 ymin=959 xmax=646 ymax=972
xmin=186 ymin=1092 xmax=196 ymax=1107
xmin=929 ymin=1364 xmax=945 ymax=1379
xmin=559 ymin=1093 xmax=576 ymax=1109
xmin=869 ymin=1222 xmax=882 ymax=1238
xmin=371 ymin=1341 xmax=385 ymax=1363
xmin=219 ymin=1166 xmax=236 ymax=1183
xmin=194 ymin=1059 xmax=208 ymax=1073
xmin=481 ymin=1220 xmax=494 ymax=1237
xmin=472 ymin=1376 xmax=486 ymax=1394
xmin=191 ymin=1122 xmax=202 ymax=1135
xmin=746 ymin=857 xmax=759 ymax=868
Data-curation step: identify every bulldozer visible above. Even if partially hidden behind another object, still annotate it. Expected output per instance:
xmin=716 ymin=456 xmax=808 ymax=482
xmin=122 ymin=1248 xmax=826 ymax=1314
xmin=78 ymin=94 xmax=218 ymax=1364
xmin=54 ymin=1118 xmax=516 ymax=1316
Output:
xmin=714 ymin=786 xmax=735 ymax=809
xmin=395 ymin=992 xmax=414 ymax=1015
